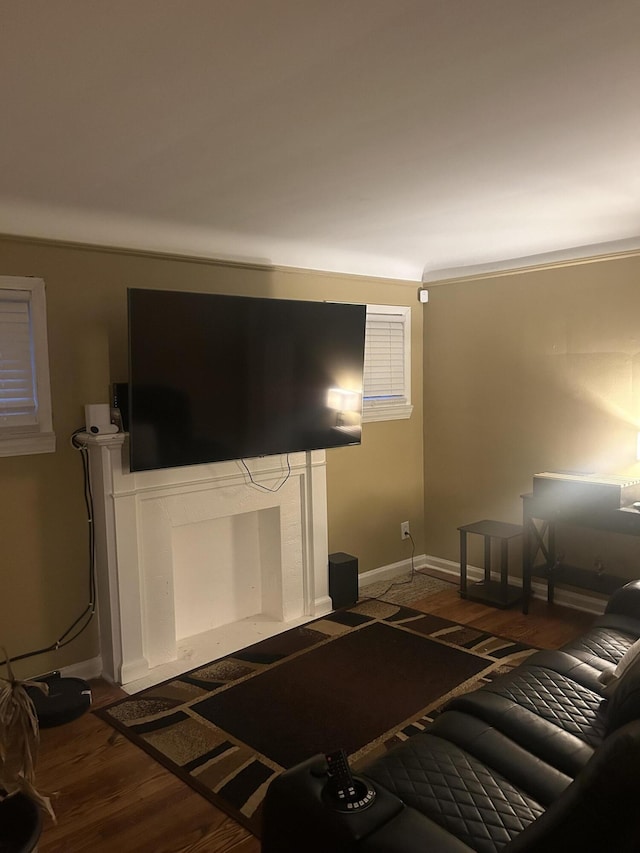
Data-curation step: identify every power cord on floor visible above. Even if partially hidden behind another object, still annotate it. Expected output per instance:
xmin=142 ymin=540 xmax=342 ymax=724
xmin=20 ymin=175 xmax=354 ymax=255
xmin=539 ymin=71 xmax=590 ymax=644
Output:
xmin=360 ymin=531 xmax=418 ymax=602
xmin=359 ymin=532 xmax=453 ymax=605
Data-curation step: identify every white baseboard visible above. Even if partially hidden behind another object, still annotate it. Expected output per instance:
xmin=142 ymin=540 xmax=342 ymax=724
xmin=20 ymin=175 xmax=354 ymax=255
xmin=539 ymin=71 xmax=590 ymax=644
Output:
xmin=359 ymin=554 xmax=428 ymax=587
xmin=423 ymin=554 xmax=606 ymax=616
xmin=57 ymin=655 xmax=104 ymax=682
xmin=361 ymin=553 xmax=606 ymax=615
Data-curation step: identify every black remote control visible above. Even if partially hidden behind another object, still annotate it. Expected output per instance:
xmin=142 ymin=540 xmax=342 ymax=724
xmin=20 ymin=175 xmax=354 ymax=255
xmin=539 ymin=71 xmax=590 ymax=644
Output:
xmin=323 ymin=749 xmax=377 ymax=812
xmin=325 ymin=750 xmax=358 ymax=802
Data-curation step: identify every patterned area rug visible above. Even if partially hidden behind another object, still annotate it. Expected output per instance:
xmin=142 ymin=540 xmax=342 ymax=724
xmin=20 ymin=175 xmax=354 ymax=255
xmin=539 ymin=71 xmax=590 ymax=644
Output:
xmin=96 ymin=602 xmax=537 ymax=838
xmin=361 ymin=569 xmax=455 ymax=604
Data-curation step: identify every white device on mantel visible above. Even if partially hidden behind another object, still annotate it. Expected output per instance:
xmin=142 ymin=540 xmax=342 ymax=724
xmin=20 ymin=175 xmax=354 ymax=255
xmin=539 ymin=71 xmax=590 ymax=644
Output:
xmin=84 ymin=403 xmax=118 ymax=435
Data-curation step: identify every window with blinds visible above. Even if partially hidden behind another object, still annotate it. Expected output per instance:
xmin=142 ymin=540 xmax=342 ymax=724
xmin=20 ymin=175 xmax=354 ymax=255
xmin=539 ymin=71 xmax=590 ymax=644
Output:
xmin=0 ymin=290 xmax=38 ymax=427
xmin=362 ymin=305 xmax=413 ymax=422
xmin=0 ymin=276 xmax=55 ymax=456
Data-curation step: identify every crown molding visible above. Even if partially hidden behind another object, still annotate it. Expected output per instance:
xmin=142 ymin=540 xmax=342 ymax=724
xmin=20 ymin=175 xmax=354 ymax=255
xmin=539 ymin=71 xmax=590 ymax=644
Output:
xmin=423 ymin=239 xmax=640 ymax=286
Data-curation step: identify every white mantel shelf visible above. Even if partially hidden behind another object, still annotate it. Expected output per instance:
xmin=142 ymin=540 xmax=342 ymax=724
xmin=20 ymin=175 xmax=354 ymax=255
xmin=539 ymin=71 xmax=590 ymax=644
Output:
xmin=81 ymin=433 xmax=331 ymax=691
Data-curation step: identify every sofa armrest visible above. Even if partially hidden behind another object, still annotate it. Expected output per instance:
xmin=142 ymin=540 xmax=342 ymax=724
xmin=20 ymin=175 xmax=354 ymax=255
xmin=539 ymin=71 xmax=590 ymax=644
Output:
xmin=605 ymin=580 xmax=640 ymax=619
xmin=261 ymin=755 xmax=404 ymax=853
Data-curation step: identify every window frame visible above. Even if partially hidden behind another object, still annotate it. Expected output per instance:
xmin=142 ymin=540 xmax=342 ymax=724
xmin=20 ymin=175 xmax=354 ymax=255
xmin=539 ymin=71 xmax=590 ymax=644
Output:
xmin=0 ymin=276 xmax=55 ymax=457
xmin=362 ymin=303 xmax=413 ymax=423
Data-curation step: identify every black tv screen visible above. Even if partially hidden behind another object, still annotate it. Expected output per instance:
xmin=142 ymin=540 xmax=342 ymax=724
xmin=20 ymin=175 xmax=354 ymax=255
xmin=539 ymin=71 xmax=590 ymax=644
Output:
xmin=127 ymin=288 xmax=366 ymax=472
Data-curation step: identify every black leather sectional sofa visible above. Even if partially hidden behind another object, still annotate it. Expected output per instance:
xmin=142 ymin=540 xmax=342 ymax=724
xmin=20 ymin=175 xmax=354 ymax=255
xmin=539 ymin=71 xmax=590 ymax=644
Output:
xmin=262 ymin=581 xmax=640 ymax=853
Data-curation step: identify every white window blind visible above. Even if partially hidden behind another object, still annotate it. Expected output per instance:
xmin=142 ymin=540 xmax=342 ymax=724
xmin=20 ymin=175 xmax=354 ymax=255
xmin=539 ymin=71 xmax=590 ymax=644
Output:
xmin=363 ymin=305 xmax=413 ymax=422
xmin=364 ymin=311 xmax=407 ymax=403
xmin=0 ymin=276 xmax=55 ymax=456
xmin=0 ymin=290 xmax=38 ymax=427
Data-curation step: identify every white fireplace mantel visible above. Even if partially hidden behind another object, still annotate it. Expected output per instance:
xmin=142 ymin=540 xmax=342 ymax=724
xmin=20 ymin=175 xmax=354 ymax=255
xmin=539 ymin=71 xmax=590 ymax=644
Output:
xmin=82 ymin=433 xmax=332 ymax=688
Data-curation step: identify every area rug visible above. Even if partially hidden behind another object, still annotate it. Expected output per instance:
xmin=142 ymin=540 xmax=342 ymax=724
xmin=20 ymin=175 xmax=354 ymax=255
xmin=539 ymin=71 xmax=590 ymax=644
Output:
xmin=361 ymin=569 xmax=454 ymax=604
xmin=96 ymin=601 xmax=537 ymax=838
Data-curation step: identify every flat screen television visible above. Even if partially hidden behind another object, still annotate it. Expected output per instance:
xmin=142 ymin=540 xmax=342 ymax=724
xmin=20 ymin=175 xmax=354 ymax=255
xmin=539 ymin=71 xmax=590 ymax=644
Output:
xmin=127 ymin=288 xmax=366 ymax=472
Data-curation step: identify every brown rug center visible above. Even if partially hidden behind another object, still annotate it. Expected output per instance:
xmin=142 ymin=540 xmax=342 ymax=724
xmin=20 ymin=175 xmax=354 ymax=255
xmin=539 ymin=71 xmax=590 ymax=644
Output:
xmin=191 ymin=620 xmax=487 ymax=767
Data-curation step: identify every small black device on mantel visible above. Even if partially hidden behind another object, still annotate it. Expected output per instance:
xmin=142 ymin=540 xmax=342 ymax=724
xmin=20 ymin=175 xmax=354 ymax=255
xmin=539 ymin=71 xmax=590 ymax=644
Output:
xmin=127 ymin=289 xmax=367 ymax=473
xmin=112 ymin=382 xmax=129 ymax=432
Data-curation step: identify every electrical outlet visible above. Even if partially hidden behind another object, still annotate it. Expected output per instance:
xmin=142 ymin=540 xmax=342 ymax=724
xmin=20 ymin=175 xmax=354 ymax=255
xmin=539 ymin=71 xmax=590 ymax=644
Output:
xmin=401 ymin=521 xmax=410 ymax=540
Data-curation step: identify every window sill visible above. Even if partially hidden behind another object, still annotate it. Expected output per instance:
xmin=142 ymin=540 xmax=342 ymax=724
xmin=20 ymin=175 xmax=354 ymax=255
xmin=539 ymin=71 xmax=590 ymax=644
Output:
xmin=0 ymin=431 xmax=56 ymax=457
xmin=362 ymin=403 xmax=413 ymax=423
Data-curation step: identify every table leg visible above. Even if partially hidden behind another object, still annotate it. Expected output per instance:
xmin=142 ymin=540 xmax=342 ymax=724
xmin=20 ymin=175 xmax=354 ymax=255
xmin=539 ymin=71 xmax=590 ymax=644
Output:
xmin=459 ymin=529 xmax=468 ymax=597
xmin=547 ymin=522 xmax=556 ymax=604
xmin=522 ymin=517 xmax=532 ymax=615
xmin=484 ymin=536 xmax=491 ymax=584
xmin=500 ymin=538 xmax=508 ymax=604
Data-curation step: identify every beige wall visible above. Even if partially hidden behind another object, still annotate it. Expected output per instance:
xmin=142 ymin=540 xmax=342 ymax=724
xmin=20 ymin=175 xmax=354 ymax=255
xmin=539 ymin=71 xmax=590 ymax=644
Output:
xmin=424 ymin=251 xmax=640 ymax=577
xmin=0 ymin=236 xmax=423 ymax=679
xmin=7 ymin=234 xmax=640 ymax=678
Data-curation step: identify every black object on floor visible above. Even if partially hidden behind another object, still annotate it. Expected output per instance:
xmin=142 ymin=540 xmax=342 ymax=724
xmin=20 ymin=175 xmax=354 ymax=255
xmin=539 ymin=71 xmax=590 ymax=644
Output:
xmin=26 ymin=672 xmax=92 ymax=727
xmin=328 ymin=552 xmax=358 ymax=608
xmin=0 ymin=791 xmax=42 ymax=852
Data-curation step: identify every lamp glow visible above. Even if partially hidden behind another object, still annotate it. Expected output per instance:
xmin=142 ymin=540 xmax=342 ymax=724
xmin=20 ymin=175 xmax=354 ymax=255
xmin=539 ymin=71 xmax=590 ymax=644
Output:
xmin=327 ymin=387 xmax=361 ymax=412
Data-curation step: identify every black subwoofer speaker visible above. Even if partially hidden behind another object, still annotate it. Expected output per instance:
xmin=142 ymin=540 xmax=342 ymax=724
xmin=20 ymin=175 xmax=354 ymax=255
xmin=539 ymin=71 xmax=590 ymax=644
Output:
xmin=328 ymin=552 xmax=358 ymax=609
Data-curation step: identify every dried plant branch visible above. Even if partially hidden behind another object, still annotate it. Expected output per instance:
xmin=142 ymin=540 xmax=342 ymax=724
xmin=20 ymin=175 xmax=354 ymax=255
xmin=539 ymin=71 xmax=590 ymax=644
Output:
xmin=0 ymin=649 xmax=56 ymax=821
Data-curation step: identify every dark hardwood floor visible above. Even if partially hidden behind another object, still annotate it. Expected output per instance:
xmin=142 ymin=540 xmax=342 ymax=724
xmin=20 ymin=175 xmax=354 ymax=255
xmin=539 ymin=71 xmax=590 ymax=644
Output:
xmin=37 ymin=677 xmax=259 ymax=853
xmin=35 ymin=584 xmax=595 ymax=852
xmin=410 ymin=580 xmax=595 ymax=649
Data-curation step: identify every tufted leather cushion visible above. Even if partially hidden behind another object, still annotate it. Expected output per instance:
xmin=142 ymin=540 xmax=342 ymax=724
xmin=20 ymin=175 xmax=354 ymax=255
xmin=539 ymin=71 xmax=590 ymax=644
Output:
xmin=426 ymin=711 xmax=572 ymax=806
xmin=360 ymin=807 xmax=477 ymax=853
xmin=562 ymin=627 xmax=635 ymax=669
xmin=364 ymin=733 xmax=544 ymax=853
xmin=521 ymin=650 xmax=604 ymax=693
xmin=484 ymin=666 xmax=606 ymax=746
xmin=451 ymin=664 xmax=607 ymax=749
xmin=561 ymin=625 xmax=637 ymax=671
xmin=447 ymin=689 xmax=593 ymax=777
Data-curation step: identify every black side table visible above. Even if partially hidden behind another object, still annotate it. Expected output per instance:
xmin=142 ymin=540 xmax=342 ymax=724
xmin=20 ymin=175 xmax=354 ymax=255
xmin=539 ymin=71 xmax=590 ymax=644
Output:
xmin=458 ymin=519 xmax=523 ymax=609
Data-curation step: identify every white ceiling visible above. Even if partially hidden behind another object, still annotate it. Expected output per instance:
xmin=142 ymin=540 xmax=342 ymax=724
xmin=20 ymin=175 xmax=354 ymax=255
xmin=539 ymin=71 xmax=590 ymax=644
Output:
xmin=1 ymin=0 xmax=640 ymax=282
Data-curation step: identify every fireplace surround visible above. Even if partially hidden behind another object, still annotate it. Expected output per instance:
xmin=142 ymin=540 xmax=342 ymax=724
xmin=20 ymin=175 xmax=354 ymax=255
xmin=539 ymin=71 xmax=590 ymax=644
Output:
xmin=82 ymin=433 xmax=331 ymax=689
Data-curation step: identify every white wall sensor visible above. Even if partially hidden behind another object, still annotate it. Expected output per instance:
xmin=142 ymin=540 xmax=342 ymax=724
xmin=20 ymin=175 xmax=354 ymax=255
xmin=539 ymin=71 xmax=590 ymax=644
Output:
xmin=85 ymin=403 xmax=119 ymax=434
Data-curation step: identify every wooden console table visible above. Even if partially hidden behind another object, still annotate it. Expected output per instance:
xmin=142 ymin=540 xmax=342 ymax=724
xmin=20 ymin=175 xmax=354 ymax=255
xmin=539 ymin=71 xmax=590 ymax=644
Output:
xmin=522 ymin=492 xmax=638 ymax=614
